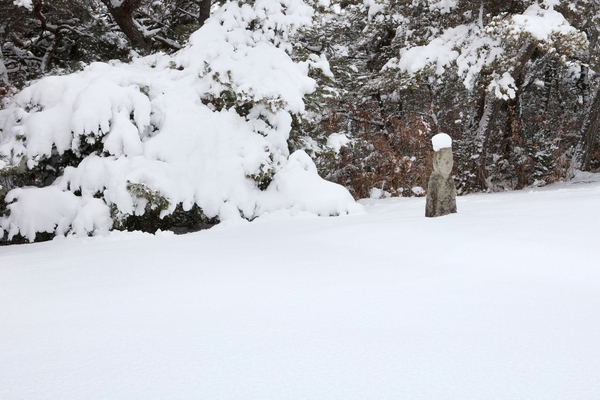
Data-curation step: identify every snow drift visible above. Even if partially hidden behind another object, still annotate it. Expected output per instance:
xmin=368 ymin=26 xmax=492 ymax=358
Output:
xmin=0 ymin=0 xmax=360 ymax=242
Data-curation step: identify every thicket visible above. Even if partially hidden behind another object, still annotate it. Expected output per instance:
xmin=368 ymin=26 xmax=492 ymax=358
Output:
xmin=297 ymin=0 xmax=600 ymax=197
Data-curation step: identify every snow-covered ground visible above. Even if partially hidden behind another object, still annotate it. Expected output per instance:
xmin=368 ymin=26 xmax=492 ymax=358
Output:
xmin=2 ymin=174 xmax=600 ymax=399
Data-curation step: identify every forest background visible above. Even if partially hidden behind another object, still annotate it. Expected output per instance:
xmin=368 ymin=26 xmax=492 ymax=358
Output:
xmin=1 ymin=0 xmax=599 ymax=242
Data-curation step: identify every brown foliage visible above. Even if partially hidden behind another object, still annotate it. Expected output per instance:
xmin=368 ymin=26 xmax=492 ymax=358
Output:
xmin=317 ymin=101 xmax=434 ymax=199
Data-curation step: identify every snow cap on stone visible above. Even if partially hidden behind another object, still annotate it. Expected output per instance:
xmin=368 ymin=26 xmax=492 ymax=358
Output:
xmin=432 ymin=133 xmax=452 ymax=151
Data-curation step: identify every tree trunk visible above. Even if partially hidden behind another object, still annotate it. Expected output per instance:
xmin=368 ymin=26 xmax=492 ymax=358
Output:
xmin=39 ymin=36 xmax=60 ymax=73
xmin=581 ymin=88 xmax=600 ymax=171
xmin=473 ymin=96 xmax=502 ymax=189
xmin=540 ymin=66 xmax=556 ymax=114
xmin=0 ymin=43 xmax=8 ymax=87
xmin=198 ymin=0 xmax=211 ymax=26
xmin=101 ymin=0 xmax=152 ymax=54
xmin=0 ymin=25 xmax=7 ymax=88
xmin=473 ymin=40 xmax=536 ymax=189
xmin=33 ymin=1 xmax=62 ymax=73
xmin=578 ymin=64 xmax=590 ymax=109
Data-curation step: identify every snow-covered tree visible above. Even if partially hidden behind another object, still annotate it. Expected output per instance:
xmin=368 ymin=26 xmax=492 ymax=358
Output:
xmin=1 ymin=0 xmax=131 ymax=87
xmin=289 ymin=0 xmax=438 ymax=199
xmin=0 ymin=0 xmax=359 ymax=243
xmin=0 ymin=0 xmax=216 ymax=89
xmin=296 ymin=0 xmax=597 ymax=196
xmin=387 ymin=0 xmax=587 ymax=189
xmin=2 ymin=0 xmax=600 ymax=244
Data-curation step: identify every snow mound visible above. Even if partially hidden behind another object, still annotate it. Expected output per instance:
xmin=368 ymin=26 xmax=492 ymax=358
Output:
xmin=1 ymin=187 xmax=112 ymax=240
xmin=432 ymin=133 xmax=452 ymax=151
xmin=0 ymin=0 xmax=360 ymax=242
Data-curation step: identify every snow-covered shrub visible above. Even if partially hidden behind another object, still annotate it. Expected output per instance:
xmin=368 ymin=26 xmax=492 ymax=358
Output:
xmin=0 ymin=0 xmax=360 ymax=243
xmin=385 ymin=1 xmax=588 ymax=192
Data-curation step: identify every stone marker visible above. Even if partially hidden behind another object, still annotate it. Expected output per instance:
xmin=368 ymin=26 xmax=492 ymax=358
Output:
xmin=426 ymin=133 xmax=457 ymax=217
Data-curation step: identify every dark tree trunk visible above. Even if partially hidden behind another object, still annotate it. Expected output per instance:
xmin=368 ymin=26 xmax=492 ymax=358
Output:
xmin=473 ymin=40 xmax=536 ymax=189
xmin=198 ymin=0 xmax=211 ymax=26
xmin=540 ymin=66 xmax=556 ymax=114
xmin=473 ymin=95 xmax=503 ymax=188
xmin=33 ymin=1 xmax=64 ymax=72
xmin=581 ymin=88 xmax=600 ymax=171
xmin=0 ymin=24 xmax=7 ymax=88
xmin=0 ymin=43 xmax=8 ymax=88
xmin=101 ymin=0 xmax=152 ymax=54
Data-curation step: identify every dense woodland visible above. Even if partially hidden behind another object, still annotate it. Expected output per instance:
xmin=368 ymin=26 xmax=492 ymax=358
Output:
xmin=1 ymin=0 xmax=599 ymax=243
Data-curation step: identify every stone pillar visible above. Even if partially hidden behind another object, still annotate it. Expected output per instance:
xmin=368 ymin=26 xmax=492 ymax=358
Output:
xmin=426 ymin=134 xmax=457 ymax=217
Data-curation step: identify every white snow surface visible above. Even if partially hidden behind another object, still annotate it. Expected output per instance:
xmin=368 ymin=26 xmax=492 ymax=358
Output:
xmin=431 ymin=132 xmax=452 ymax=151
xmin=428 ymin=0 xmax=458 ymax=14
xmin=2 ymin=174 xmax=600 ymax=399
xmin=12 ymin=0 xmax=33 ymax=10
xmin=326 ymin=132 xmax=351 ymax=153
xmin=0 ymin=0 xmax=359 ymax=241
xmin=363 ymin=0 xmax=384 ymax=21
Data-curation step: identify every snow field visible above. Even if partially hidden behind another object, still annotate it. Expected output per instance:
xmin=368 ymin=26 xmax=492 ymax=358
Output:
xmin=1 ymin=176 xmax=600 ymax=399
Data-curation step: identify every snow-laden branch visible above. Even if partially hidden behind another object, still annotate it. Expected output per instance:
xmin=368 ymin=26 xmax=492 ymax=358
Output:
xmin=386 ymin=4 xmax=587 ymax=99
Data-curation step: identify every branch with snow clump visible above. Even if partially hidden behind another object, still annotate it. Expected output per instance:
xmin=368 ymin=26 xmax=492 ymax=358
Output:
xmin=387 ymin=4 xmax=586 ymax=100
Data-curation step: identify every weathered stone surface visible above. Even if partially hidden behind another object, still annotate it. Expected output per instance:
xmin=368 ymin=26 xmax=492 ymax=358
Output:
xmin=426 ymin=147 xmax=457 ymax=217
xmin=432 ymin=147 xmax=453 ymax=176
